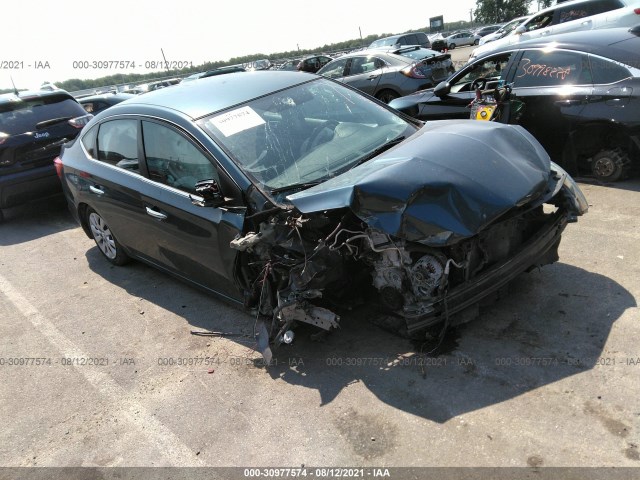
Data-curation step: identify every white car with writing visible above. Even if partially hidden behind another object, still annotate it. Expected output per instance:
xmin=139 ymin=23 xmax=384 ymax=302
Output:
xmin=470 ymin=0 xmax=640 ymax=60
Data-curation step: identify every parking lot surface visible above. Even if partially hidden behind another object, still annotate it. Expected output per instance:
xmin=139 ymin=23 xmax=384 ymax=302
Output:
xmin=1 ymin=174 xmax=639 ymax=466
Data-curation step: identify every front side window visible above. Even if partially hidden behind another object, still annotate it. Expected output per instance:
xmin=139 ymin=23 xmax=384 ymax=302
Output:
xmin=97 ymin=119 xmax=139 ymax=171
xmin=513 ymin=50 xmax=591 ymax=88
xmin=199 ymin=78 xmax=415 ymax=196
xmin=318 ymin=58 xmax=348 ymax=78
xmin=142 ymin=121 xmax=218 ymax=194
xmin=525 ymin=13 xmax=554 ymax=31
xmin=450 ymin=53 xmax=513 ymax=93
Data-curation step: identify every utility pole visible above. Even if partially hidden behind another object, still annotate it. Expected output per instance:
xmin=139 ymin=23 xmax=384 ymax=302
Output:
xmin=469 ymin=8 xmax=473 ymax=26
xmin=359 ymin=26 xmax=363 ymax=47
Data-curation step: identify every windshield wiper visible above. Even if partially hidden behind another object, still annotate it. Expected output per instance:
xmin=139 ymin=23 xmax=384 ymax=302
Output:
xmin=270 ymin=181 xmax=321 ymax=195
xmin=36 ymin=116 xmax=73 ymax=129
xmin=350 ymin=136 xmax=406 ymax=170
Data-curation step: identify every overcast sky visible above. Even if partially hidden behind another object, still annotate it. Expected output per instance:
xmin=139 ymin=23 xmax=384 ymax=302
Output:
xmin=1 ymin=0 xmax=482 ymax=90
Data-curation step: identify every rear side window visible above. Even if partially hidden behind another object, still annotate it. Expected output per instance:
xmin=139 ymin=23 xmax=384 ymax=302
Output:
xmin=348 ymin=57 xmax=385 ymax=75
xmin=514 ymin=50 xmax=592 ymax=87
xmin=0 ymin=95 xmax=85 ymax=135
xmin=555 ymin=0 xmax=621 ymax=24
xmin=96 ymin=119 xmax=139 ymax=171
xmin=142 ymin=121 xmax=218 ymax=194
xmin=589 ymin=55 xmax=631 ymax=84
xmin=401 ymin=34 xmax=418 ymax=45
xmin=415 ymin=33 xmax=428 ymax=45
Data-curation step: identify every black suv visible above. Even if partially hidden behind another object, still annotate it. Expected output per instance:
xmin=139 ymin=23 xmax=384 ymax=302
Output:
xmin=0 ymin=90 xmax=91 ymax=220
xmin=390 ymin=26 xmax=640 ymax=181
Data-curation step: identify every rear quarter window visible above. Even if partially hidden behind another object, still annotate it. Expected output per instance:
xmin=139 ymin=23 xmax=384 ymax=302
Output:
xmin=81 ymin=125 xmax=99 ymax=158
xmin=590 ymin=55 xmax=631 ymax=84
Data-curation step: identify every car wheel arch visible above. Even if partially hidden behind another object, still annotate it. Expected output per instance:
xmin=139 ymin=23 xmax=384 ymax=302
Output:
xmin=375 ymin=88 xmax=401 ymax=104
xmin=561 ymin=122 xmax=636 ymax=176
xmin=78 ymin=203 xmax=93 ymax=239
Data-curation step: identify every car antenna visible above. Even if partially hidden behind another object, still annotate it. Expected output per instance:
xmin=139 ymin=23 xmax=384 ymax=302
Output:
xmin=9 ymin=75 xmax=19 ymax=96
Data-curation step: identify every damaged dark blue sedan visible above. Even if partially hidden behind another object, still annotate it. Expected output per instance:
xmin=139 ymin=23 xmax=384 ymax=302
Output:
xmin=57 ymin=71 xmax=588 ymax=361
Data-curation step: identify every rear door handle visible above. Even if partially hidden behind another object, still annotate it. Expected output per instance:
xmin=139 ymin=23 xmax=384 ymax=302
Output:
xmin=554 ymin=99 xmax=583 ymax=106
xmin=89 ymin=185 xmax=104 ymax=195
xmin=145 ymin=206 xmax=167 ymax=220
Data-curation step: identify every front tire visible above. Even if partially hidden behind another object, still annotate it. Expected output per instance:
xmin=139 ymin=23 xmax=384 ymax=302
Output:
xmin=449 ymin=43 xmax=456 ymax=50
xmin=591 ymin=148 xmax=630 ymax=182
xmin=86 ymin=208 xmax=130 ymax=265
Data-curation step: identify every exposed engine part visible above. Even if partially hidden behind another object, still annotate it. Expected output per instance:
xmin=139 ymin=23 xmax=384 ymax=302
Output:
xmin=283 ymin=330 xmax=295 ymax=344
xmin=372 ymin=249 xmax=406 ymax=291
xmin=410 ymin=254 xmax=446 ymax=298
xmin=230 ymin=222 xmax=276 ymax=253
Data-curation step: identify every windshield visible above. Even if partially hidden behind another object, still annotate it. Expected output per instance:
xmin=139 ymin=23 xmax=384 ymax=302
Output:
xmin=199 ymin=78 xmax=416 ymax=195
xmin=501 ymin=18 xmax=527 ymax=36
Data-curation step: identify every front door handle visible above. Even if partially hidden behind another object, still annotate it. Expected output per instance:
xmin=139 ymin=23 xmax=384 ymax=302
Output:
xmin=89 ymin=185 xmax=104 ymax=195
xmin=145 ymin=206 xmax=167 ymax=220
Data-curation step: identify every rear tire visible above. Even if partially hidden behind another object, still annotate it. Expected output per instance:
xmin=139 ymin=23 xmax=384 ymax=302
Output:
xmin=474 ymin=39 xmax=479 ymax=45
xmin=375 ymin=89 xmax=399 ymax=104
xmin=86 ymin=207 xmax=130 ymax=265
xmin=591 ymin=148 xmax=630 ymax=182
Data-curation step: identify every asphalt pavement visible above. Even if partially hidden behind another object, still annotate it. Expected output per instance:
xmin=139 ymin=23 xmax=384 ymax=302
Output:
xmin=0 ymin=174 xmax=639 ymax=469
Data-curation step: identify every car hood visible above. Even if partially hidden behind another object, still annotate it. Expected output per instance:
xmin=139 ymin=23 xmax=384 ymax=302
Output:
xmin=288 ymin=120 xmax=551 ymax=246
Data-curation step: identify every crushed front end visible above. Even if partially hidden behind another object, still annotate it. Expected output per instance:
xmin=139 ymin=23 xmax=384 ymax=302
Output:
xmin=231 ymin=158 xmax=587 ymax=362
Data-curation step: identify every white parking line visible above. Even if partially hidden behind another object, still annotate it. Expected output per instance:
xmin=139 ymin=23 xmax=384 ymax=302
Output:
xmin=0 ymin=272 xmax=205 ymax=466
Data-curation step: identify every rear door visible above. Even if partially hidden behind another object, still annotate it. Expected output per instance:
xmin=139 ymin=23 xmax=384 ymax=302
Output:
xmin=581 ymin=55 xmax=635 ymax=122
xmin=82 ymin=117 xmax=244 ymax=299
xmin=510 ymin=49 xmax=593 ymax=161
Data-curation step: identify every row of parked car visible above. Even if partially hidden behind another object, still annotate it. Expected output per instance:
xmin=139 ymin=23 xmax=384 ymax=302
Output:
xmin=3 ymin=0 xmax=640 ymax=218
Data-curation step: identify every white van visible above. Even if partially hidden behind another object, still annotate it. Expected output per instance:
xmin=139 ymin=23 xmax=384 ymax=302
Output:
xmin=470 ymin=0 xmax=640 ymax=59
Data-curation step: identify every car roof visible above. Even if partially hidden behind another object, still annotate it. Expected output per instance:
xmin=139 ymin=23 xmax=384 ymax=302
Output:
xmin=475 ymin=26 xmax=640 ymax=66
xmin=114 ymin=71 xmax=316 ymax=119
xmin=78 ymin=93 xmax=135 ymax=103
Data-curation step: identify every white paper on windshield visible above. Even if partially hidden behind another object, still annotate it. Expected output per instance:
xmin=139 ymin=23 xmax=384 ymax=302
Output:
xmin=210 ymin=106 xmax=265 ymax=137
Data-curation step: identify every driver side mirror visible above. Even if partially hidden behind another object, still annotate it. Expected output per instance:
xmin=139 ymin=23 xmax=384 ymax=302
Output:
xmin=191 ymin=179 xmax=226 ymax=207
xmin=434 ymin=81 xmax=451 ymax=98
xmin=514 ymin=25 xmax=526 ymax=35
